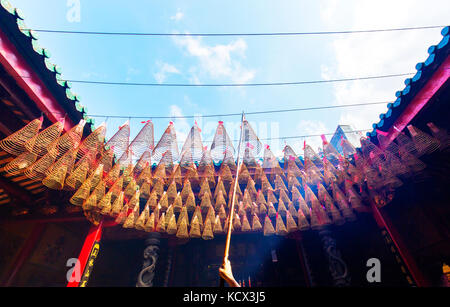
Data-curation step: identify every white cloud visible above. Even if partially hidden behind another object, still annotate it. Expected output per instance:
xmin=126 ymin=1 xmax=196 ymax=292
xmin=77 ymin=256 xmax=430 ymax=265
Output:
xmin=169 ymin=105 xmax=190 ymax=149
xmin=320 ymin=0 xmax=449 ymax=131
xmin=296 ymin=120 xmax=328 ymax=154
xmin=170 ymin=9 xmax=184 ymax=21
xmin=173 ymin=35 xmax=255 ymax=84
xmin=153 ymin=61 xmax=180 ymax=84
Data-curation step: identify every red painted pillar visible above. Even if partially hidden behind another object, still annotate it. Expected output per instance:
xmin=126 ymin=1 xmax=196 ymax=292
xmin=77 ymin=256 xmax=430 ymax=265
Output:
xmin=67 ymin=220 xmax=103 ymax=287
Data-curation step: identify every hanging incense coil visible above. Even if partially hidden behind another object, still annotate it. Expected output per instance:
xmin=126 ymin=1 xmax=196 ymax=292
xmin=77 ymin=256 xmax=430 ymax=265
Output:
xmin=241 ymin=214 xmax=251 ymax=232
xmin=77 ymin=123 xmax=106 ymax=159
xmin=152 ymin=162 xmax=167 ymax=185
xmin=176 ymin=216 xmax=189 ymax=238
xmin=198 ymin=179 xmax=211 ymax=199
xmin=189 ymin=215 xmax=202 ymax=238
xmin=114 ymin=203 xmax=129 ymax=225
xmin=267 ymin=202 xmax=276 ymax=218
xmin=233 ymin=213 xmax=241 ymax=231
xmin=291 ymin=186 xmax=301 ymax=206
xmin=277 ymin=198 xmax=287 ymax=216
xmin=288 ymin=201 xmax=298 ymax=218
xmin=286 ymin=211 xmax=297 ymax=233
xmin=24 ymin=151 xmax=56 ymax=180
xmin=70 ymin=178 xmax=91 ymax=206
xmin=263 ymin=215 xmax=275 ymax=236
xmin=274 ymin=175 xmax=288 ymax=194
xmin=344 ymin=180 xmax=364 ymax=211
xmin=144 ymin=212 xmax=156 ymax=232
xmin=201 ymin=164 xmax=216 ymax=186
xmin=65 ymin=155 xmax=91 ymax=190
xmin=246 ymin=177 xmax=257 ymax=198
xmin=0 ymin=118 xmax=42 ymax=156
xmin=256 ymin=190 xmax=267 ymax=207
xmin=266 ymin=189 xmax=278 ymax=204
xmin=156 ymin=212 xmax=166 ymax=233
xmin=49 ymin=120 xmax=85 ymax=158
xmin=260 ymin=173 xmax=273 ymax=195
xmin=98 ymin=147 xmax=114 ymax=174
xmin=1 ymin=151 xmax=37 ymax=176
xmin=214 ymin=178 xmax=227 ymax=200
xmin=205 ymin=205 xmax=216 ymax=223
xmin=183 ymin=163 xmax=200 ymax=188
xmin=123 ymin=204 xmax=140 ymax=229
xmin=177 ymin=206 xmax=189 ymax=228
xmin=136 ymin=163 xmax=152 ymax=185
xmin=297 ymin=208 xmax=310 ymax=231
xmin=104 ymin=163 xmax=121 ymax=188
xmin=427 ymin=122 xmax=450 ymax=150
xmin=202 ymin=219 xmax=214 ymax=240
xmin=218 ymin=204 xmax=227 ymax=220
xmin=124 ymin=178 xmax=138 ymax=198
xmin=219 ymin=163 xmax=233 ymax=183
xmin=98 ymin=191 xmax=112 ymax=215
xmin=200 ymin=193 xmax=212 ymax=212
xmin=110 ymin=191 xmax=125 ymax=216
xmin=193 ymin=206 xmax=204 ymax=230
xmin=251 ymin=213 xmax=262 ymax=232
xmin=180 ymin=179 xmax=193 ymax=201
xmin=213 ymin=215 xmax=224 ymax=234
xmin=228 ymin=178 xmax=243 ymax=200
xmin=287 ymin=175 xmax=301 ymax=191
xmin=25 ymin=120 xmax=64 ymax=157
xmin=166 ymin=213 xmax=178 ymax=235
xmin=214 ymin=190 xmax=227 ymax=211
xmin=82 ymin=189 xmax=97 ymax=211
xmin=238 ymin=163 xmax=250 ymax=184
xmin=185 ymin=192 xmax=196 ymax=212
xmin=279 ymin=189 xmax=290 ymax=204
xmin=407 ymin=125 xmax=440 ymax=156
xmin=158 ymin=192 xmax=169 ymax=212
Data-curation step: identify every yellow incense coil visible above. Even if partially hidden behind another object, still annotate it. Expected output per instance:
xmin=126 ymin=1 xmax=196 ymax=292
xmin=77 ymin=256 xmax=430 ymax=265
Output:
xmin=256 ymin=190 xmax=266 ymax=206
xmin=213 ymin=215 xmax=223 ymax=234
xmin=297 ymin=208 xmax=310 ymax=231
xmin=200 ymin=193 xmax=212 ymax=212
xmin=229 ymin=178 xmax=243 ymax=199
xmin=99 ymin=191 xmax=112 ymax=215
xmin=263 ymin=216 xmax=275 ymax=236
xmin=164 ymin=205 xmax=174 ymax=226
xmin=267 ymin=202 xmax=276 ymax=217
xmin=202 ymin=219 xmax=214 ymax=240
xmin=251 ymin=213 xmax=262 ymax=232
xmin=330 ymin=205 xmax=345 ymax=226
xmin=123 ymin=204 xmax=139 ymax=229
xmin=110 ymin=191 xmax=124 ymax=216
xmin=128 ymin=190 xmax=140 ymax=211
xmin=169 ymin=164 xmax=182 ymax=187
xmin=70 ymin=178 xmax=91 ymax=206
xmin=104 ymin=163 xmax=121 ymax=188
xmin=274 ymin=175 xmax=287 ymax=193
xmin=89 ymin=164 xmax=104 ymax=191
xmin=189 ymin=215 xmax=201 ymax=238
xmin=275 ymin=214 xmax=288 ymax=236
xmin=136 ymin=164 xmax=152 ymax=185
xmin=115 ymin=204 xmax=129 ymax=225
xmin=152 ymin=178 xmax=165 ymax=197
xmin=279 ymin=189 xmax=290 ymax=204
xmin=206 ymin=205 xmax=215 ymax=222
xmin=134 ymin=206 xmax=150 ymax=230
xmin=277 ymin=199 xmax=287 ymax=216
xmin=238 ymin=164 xmax=250 ymax=184
xmin=146 ymin=191 xmax=158 ymax=210
xmin=233 ymin=213 xmax=241 ymax=231
xmin=166 ymin=180 xmax=178 ymax=201
xmin=237 ymin=202 xmax=245 ymax=217
xmin=25 ymin=120 xmax=63 ymax=157
xmin=198 ymin=179 xmax=210 ymax=199
xmin=156 ymin=212 xmax=166 ymax=233
xmin=176 ymin=216 xmax=189 ymax=238
xmin=185 ymin=192 xmax=196 ymax=212
xmin=24 ymin=151 xmax=56 ymax=180
xmin=286 ymin=211 xmax=297 ymax=233
xmin=219 ymin=164 xmax=233 ymax=183
xmin=139 ymin=180 xmax=151 ymax=199
xmin=218 ymin=204 xmax=227 ymax=220
xmin=180 ymin=179 xmax=193 ymax=201
xmin=49 ymin=120 xmax=85 ymax=158
xmin=2 ymin=151 xmax=37 ymax=176
xmin=144 ymin=212 xmax=155 ymax=232
xmin=193 ymin=206 xmax=203 ymax=230
xmin=291 ymin=186 xmax=301 ymax=204
xmin=0 ymin=118 xmax=42 ymax=156
xmin=172 ymin=193 xmax=182 ymax=212
xmin=152 ymin=163 xmax=166 ymax=184
xmin=82 ymin=192 xmax=97 ymax=211
xmin=158 ymin=192 xmax=168 ymax=211
xmin=177 ymin=206 xmax=189 ymax=228
xmin=43 ymin=164 xmax=68 ymax=190
xmin=65 ymin=156 xmax=90 ymax=190
xmin=166 ymin=213 xmax=178 ymax=235
xmin=214 ymin=190 xmax=227 ymax=210
xmin=77 ymin=124 xmax=106 ymax=159
xmin=241 ymin=214 xmax=251 ymax=232
xmin=98 ymin=147 xmax=114 ymax=174
xmin=214 ymin=178 xmax=227 ymax=200
xmin=124 ymin=178 xmax=137 ymax=198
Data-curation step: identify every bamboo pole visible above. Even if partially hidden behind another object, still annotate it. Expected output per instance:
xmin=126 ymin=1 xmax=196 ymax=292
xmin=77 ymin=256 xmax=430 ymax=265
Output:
xmin=219 ymin=112 xmax=245 ymax=287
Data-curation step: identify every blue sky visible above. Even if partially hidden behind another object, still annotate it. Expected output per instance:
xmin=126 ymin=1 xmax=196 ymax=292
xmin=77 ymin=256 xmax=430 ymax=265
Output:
xmin=8 ymin=0 xmax=450 ymax=159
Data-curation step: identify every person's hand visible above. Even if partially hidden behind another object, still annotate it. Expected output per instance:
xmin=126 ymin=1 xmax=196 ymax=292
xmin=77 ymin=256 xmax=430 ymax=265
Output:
xmin=219 ymin=259 xmax=240 ymax=287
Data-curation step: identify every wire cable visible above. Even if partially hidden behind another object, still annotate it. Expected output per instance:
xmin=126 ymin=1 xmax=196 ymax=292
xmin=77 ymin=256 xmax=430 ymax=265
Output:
xmin=22 ymin=25 xmax=446 ymax=37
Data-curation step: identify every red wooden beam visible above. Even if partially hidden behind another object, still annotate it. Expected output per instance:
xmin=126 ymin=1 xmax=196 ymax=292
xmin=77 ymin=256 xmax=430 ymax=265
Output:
xmin=67 ymin=220 xmax=103 ymax=287
xmin=382 ymin=55 xmax=450 ymax=147
xmin=0 ymin=28 xmax=74 ymax=131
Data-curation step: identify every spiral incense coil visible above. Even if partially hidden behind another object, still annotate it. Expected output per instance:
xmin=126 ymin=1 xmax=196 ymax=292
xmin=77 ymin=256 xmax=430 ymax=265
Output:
xmin=304 ymin=144 xmax=323 ymax=170
xmin=286 ymin=211 xmax=297 ymax=233
xmin=202 ymin=219 xmax=214 ymax=240
xmin=427 ymin=122 xmax=450 ymax=150
xmin=277 ymin=198 xmax=287 ymax=216
xmin=25 ymin=120 xmax=64 ymax=157
xmin=238 ymin=163 xmax=250 ymax=184
xmin=407 ymin=125 xmax=440 ymax=156
xmin=70 ymin=178 xmax=92 ymax=206
xmin=65 ymin=155 xmax=91 ymax=190
xmin=49 ymin=120 xmax=85 ymax=158
xmin=135 ymin=204 xmax=149 ymax=230
xmin=395 ymin=132 xmax=419 ymax=157
xmin=297 ymin=208 xmax=310 ymax=231
xmin=283 ymin=145 xmax=303 ymax=169
xmin=98 ymin=191 xmax=112 ymax=215
xmin=153 ymin=122 xmax=179 ymax=163
xmin=263 ymin=215 xmax=275 ymax=236
xmin=1 ymin=151 xmax=37 ymax=176
xmin=42 ymin=164 xmax=68 ymax=190
xmin=76 ymin=123 xmax=106 ymax=160
xmin=0 ymin=118 xmax=42 ymax=156
xmin=24 ymin=151 xmax=56 ymax=180
xmin=110 ymin=191 xmax=125 ymax=216
xmin=213 ymin=215 xmax=224 ymax=234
